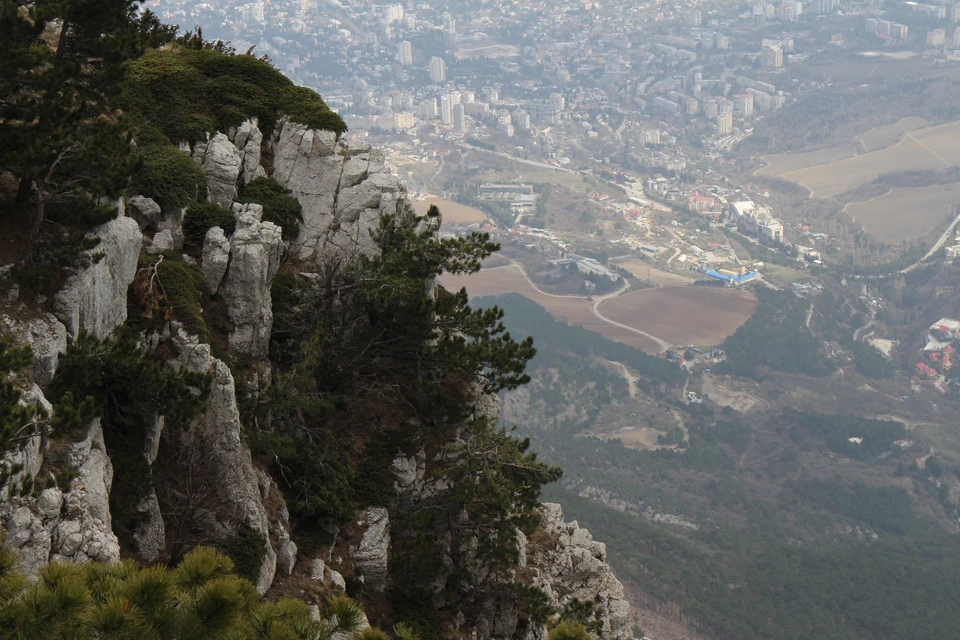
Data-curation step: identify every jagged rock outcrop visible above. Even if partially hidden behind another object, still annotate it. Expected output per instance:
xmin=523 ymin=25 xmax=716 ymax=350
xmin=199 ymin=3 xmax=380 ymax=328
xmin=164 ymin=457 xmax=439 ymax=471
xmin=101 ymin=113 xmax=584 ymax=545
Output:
xmin=171 ymin=326 xmax=276 ymax=593
xmin=1 ymin=418 xmax=121 ymax=579
xmin=0 ymin=384 xmax=50 ymax=502
xmin=201 ymin=226 xmax=231 ymax=294
xmin=127 ymin=195 xmax=162 ymax=230
xmin=54 ymin=216 xmax=143 ymax=339
xmin=352 ymin=507 xmax=390 ymax=592
xmin=269 ymin=119 xmax=415 ymax=262
xmin=525 ymin=503 xmax=632 ymax=640
xmin=0 ymin=118 xmax=637 ymax=640
xmin=233 ymin=118 xmax=266 ymax=185
xmin=203 ymin=132 xmax=243 ymax=209
xmin=220 ymin=204 xmax=283 ymax=359
xmin=132 ymin=492 xmax=165 ymax=564
xmin=147 ymin=229 xmax=175 ymax=254
xmin=2 ymin=313 xmax=67 ymax=386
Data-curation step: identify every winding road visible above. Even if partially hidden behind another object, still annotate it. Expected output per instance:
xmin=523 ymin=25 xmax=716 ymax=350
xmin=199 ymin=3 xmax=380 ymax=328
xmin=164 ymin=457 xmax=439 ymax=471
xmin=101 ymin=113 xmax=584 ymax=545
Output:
xmin=504 ymin=261 xmax=674 ymax=352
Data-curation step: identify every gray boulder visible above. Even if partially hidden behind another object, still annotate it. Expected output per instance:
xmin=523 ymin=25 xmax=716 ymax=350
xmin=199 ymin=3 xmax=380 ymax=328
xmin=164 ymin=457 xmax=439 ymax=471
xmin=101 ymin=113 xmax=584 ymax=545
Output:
xmin=132 ymin=491 xmax=166 ymax=563
xmin=127 ymin=196 xmax=162 ymax=230
xmin=65 ymin=418 xmax=114 ymax=527
xmin=173 ymin=327 xmax=276 ymax=593
xmin=201 ymin=226 xmax=231 ymax=295
xmin=276 ymin=534 xmax=298 ymax=576
xmin=147 ymin=230 xmax=175 ymax=254
xmin=524 ymin=503 xmax=632 ymax=640
xmin=37 ymin=487 xmax=62 ymax=520
xmin=1 ymin=418 xmax=121 ymax=580
xmin=2 ymin=313 xmax=67 ymax=386
xmin=54 ymin=216 xmax=143 ymax=339
xmin=0 ymin=385 xmax=51 ymax=500
xmin=352 ymin=507 xmax=390 ymax=592
xmin=4 ymin=506 xmax=51 ymax=577
xmin=221 ymin=204 xmax=283 ymax=359
xmin=203 ymin=133 xmax=243 ymax=209
xmin=234 ymin=119 xmax=265 ymax=185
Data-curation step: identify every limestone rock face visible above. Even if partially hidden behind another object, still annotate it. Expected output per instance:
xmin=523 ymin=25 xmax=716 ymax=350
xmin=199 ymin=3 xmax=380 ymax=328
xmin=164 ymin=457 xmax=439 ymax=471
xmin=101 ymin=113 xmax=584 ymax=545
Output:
xmin=221 ymin=204 xmax=284 ymax=359
xmin=172 ymin=327 xmax=276 ymax=593
xmin=132 ymin=492 xmax=166 ymax=564
xmin=127 ymin=195 xmax=162 ymax=230
xmin=0 ymin=385 xmax=50 ymax=501
xmin=54 ymin=216 xmax=143 ymax=339
xmin=392 ymin=448 xmax=447 ymax=505
xmin=233 ymin=118 xmax=265 ymax=185
xmin=204 ymin=132 xmax=243 ymax=209
xmin=1 ymin=419 xmax=121 ymax=579
xmin=524 ymin=503 xmax=632 ymax=640
xmin=2 ymin=314 xmax=67 ymax=386
xmin=65 ymin=419 xmax=115 ymax=528
xmin=201 ymin=226 xmax=231 ymax=295
xmin=352 ymin=507 xmax=390 ymax=592
xmin=269 ymin=119 xmax=415 ymax=262
xmin=147 ymin=230 xmax=175 ymax=254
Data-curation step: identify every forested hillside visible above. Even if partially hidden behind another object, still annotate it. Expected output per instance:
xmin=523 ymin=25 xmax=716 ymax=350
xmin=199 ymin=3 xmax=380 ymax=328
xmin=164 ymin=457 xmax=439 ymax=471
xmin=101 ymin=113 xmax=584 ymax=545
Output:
xmin=482 ymin=294 xmax=960 ymax=640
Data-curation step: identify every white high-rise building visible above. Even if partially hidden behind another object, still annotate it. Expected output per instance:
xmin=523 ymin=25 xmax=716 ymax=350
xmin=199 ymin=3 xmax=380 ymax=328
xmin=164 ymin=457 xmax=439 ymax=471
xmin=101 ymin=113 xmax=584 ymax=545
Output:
xmin=761 ymin=44 xmax=783 ymax=68
xmin=453 ymin=104 xmax=466 ymax=133
xmin=440 ymin=94 xmax=455 ymax=125
xmin=429 ymin=56 xmax=446 ymax=83
xmin=717 ymin=112 xmax=733 ymax=135
xmin=384 ymin=4 xmax=404 ymax=24
xmin=397 ymin=41 xmax=413 ymax=66
xmin=242 ymin=2 xmax=266 ymax=23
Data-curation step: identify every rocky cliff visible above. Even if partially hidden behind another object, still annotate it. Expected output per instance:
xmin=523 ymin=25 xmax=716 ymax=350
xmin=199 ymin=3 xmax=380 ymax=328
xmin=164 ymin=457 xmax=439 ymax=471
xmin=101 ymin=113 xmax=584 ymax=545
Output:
xmin=0 ymin=117 xmax=633 ymax=639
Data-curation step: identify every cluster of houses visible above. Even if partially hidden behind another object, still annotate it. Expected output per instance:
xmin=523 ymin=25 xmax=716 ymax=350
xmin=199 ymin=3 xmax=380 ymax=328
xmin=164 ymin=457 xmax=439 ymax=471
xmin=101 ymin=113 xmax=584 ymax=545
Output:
xmin=916 ymin=318 xmax=960 ymax=395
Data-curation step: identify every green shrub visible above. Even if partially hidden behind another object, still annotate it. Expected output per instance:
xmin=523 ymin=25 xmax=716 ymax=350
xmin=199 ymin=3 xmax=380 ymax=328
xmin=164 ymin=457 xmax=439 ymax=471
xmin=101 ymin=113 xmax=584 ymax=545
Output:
xmin=44 ymin=192 xmax=119 ymax=229
xmin=219 ymin=524 xmax=267 ymax=583
xmin=0 ymin=545 xmax=353 ymax=638
xmin=47 ymin=333 xmax=210 ymax=517
xmin=256 ymin=428 xmax=355 ymax=526
xmin=130 ymin=253 xmax=212 ymax=342
xmin=183 ymin=202 xmax=236 ymax=247
xmin=122 ymin=48 xmax=346 ymax=145
xmin=279 ymin=85 xmax=349 ymax=134
xmin=130 ymin=144 xmax=207 ymax=211
xmin=237 ymin=177 xmax=302 ymax=241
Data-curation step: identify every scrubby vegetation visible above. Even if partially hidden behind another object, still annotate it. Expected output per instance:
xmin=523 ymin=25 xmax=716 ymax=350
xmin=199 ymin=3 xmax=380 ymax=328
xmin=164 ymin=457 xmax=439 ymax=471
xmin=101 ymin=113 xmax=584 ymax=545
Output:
xmin=717 ymin=288 xmax=829 ymax=379
xmin=129 ymin=253 xmax=213 ymax=343
xmin=0 ymin=335 xmax=42 ymax=495
xmin=254 ymin=206 xmax=559 ymax=626
xmin=0 ymin=544 xmax=394 ymax=640
xmin=47 ymin=333 xmax=210 ymax=517
xmin=1 ymin=1 xmax=342 ymax=274
xmin=130 ymin=144 xmax=207 ymax=212
xmin=122 ymin=48 xmax=346 ymax=146
xmin=183 ymin=202 xmax=237 ymax=247
xmin=549 ymin=486 xmax=960 ymax=640
xmin=237 ymin=177 xmax=302 ymax=241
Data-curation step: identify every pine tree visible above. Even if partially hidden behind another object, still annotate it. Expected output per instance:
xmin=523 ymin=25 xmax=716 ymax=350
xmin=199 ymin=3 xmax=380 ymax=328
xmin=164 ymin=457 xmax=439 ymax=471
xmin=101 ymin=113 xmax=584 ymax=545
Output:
xmin=0 ymin=545 xmax=399 ymax=640
xmin=0 ymin=0 xmax=174 ymax=256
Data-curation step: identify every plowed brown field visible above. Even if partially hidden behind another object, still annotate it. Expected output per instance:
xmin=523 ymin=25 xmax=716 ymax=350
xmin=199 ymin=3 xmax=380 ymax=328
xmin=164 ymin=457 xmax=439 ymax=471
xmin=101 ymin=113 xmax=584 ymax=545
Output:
xmin=599 ymin=287 xmax=756 ymax=347
xmin=440 ymin=266 xmax=757 ymax=351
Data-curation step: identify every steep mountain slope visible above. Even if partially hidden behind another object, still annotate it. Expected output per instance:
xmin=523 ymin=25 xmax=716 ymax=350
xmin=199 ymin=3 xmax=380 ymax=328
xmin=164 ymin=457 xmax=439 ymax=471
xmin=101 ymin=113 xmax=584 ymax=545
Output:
xmin=0 ymin=27 xmax=634 ymax=640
